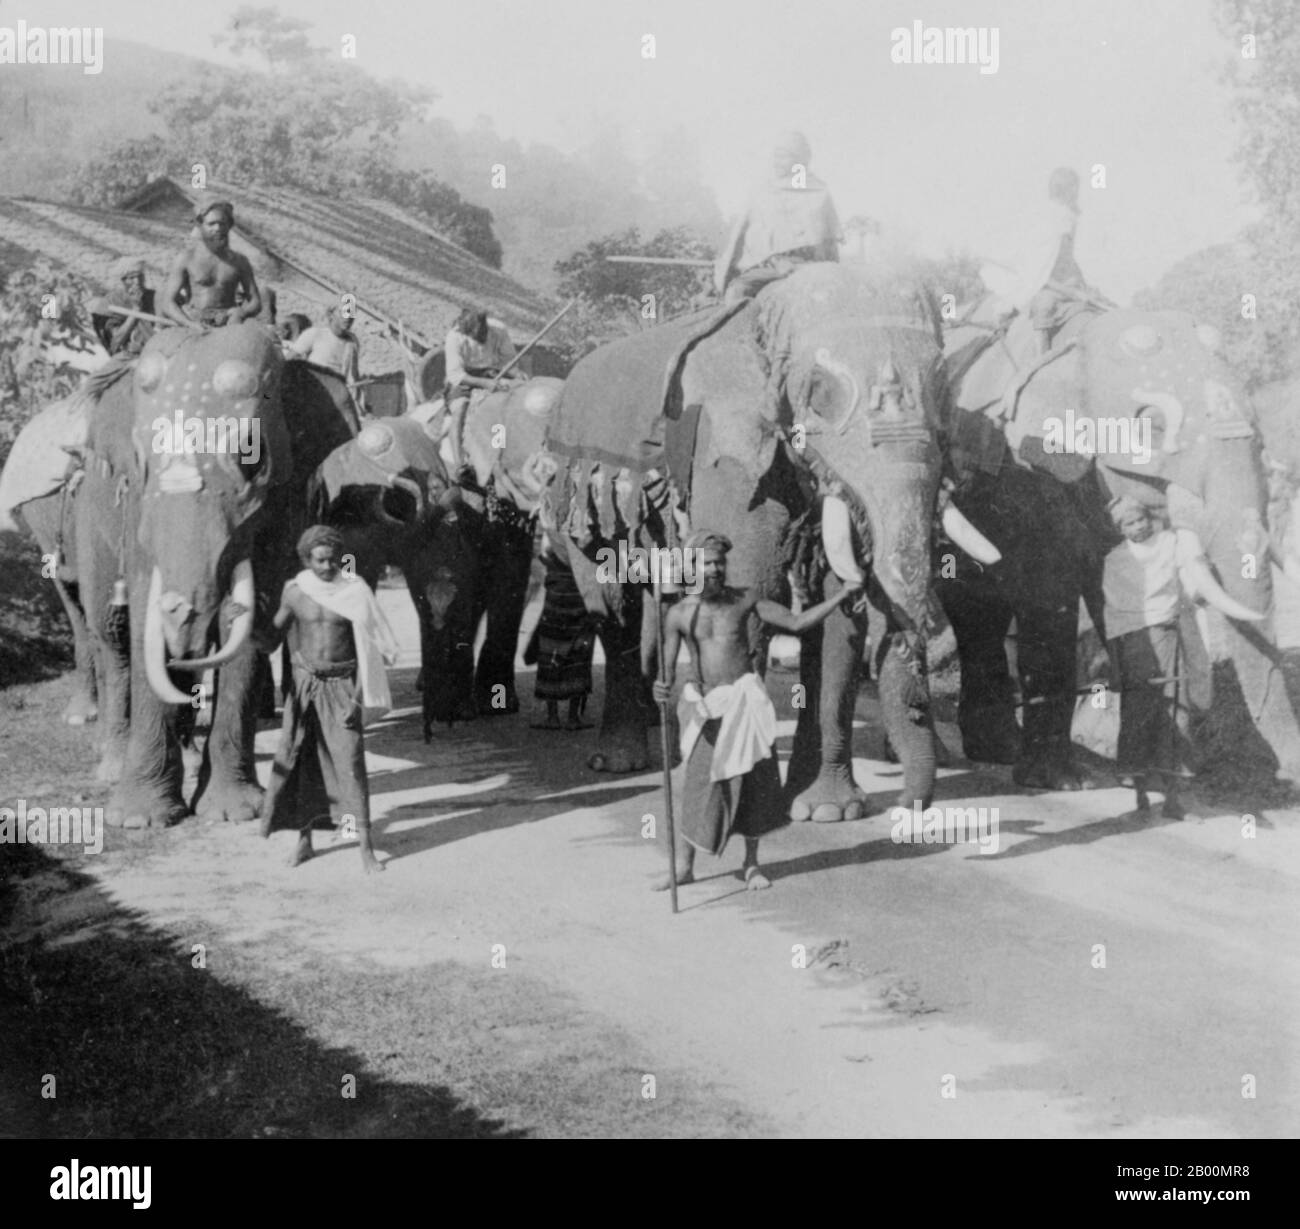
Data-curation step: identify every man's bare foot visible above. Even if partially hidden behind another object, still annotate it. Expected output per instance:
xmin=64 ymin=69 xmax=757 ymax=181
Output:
xmin=530 ymin=715 xmax=562 ymax=731
xmin=651 ymin=866 xmax=694 ymax=891
xmin=743 ymin=865 xmax=771 ymax=891
xmin=288 ymin=832 xmax=314 ymax=867
xmin=564 ymin=717 xmax=594 ymax=731
xmin=359 ymin=829 xmax=385 ymax=873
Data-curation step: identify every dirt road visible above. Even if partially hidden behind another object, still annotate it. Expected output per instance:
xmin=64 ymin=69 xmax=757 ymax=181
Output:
xmin=18 ymin=579 xmax=1288 ymax=1139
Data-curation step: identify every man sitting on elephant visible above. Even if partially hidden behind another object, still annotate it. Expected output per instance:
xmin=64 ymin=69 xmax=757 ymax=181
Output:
xmin=92 ymin=257 xmax=157 ymax=357
xmin=288 ymin=304 xmax=362 ymax=403
xmin=443 ymin=306 xmax=525 ymax=476
xmin=980 ymin=166 xmax=1094 ymax=354
xmin=160 ymin=194 xmax=263 ymax=330
xmin=713 ymin=130 xmax=842 ymax=305
xmin=650 ymin=531 xmax=862 ymax=891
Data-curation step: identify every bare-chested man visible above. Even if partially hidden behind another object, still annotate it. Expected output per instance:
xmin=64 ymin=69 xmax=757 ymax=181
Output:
xmin=651 ymin=530 xmax=862 ymax=890
xmin=161 ymin=195 xmax=262 ymax=329
xmin=258 ymin=526 xmax=398 ymax=873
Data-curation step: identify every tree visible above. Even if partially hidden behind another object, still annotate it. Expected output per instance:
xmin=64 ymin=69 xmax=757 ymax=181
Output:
xmin=60 ymin=9 xmax=504 ymax=267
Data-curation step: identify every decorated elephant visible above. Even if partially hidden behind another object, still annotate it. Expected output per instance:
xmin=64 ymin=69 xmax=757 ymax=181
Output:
xmin=540 ymin=263 xmax=1002 ymax=819
xmin=940 ymin=304 xmax=1300 ymax=787
xmin=63 ymin=327 xmax=358 ymax=828
xmin=382 ymin=376 xmax=564 ymax=724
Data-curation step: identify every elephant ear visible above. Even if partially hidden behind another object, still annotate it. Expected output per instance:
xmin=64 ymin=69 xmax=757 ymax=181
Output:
xmin=677 ymin=308 xmax=776 ymax=492
xmin=313 ymin=417 xmax=445 ymax=508
xmin=1001 ymin=347 xmax=1094 ymax=483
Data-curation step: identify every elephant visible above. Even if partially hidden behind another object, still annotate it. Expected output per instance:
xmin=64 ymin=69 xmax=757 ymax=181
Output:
xmin=540 ymin=262 xmax=1003 ymax=820
xmin=939 ymin=304 xmax=1300 ymax=788
xmin=66 ymin=328 xmax=359 ymax=828
xmin=379 ymin=376 xmax=564 ymax=727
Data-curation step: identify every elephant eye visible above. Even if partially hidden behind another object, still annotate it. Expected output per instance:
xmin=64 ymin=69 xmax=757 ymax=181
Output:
xmin=806 ymin=365 xmax=854 ymax=428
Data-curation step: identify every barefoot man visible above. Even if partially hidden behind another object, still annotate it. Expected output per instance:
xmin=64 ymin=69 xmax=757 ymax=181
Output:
xmin=651 ymin=530 xmax=862 ymax=890
xmin=258 ymin=526 xmax=398 ymax=873
xmin=161 ymin=194 xmax=263 ymax=329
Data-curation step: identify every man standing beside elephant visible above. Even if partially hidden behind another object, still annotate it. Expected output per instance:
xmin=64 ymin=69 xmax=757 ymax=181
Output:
xmin=651 ymin=531 xmax=862 ymax=890
xmin=160 ymin=195 xmax=264 ymax=330
xmin=258 ymin=526 xmax=398 ymax=874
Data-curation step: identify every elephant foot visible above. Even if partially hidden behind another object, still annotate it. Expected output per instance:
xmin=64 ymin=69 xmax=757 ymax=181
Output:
xmin=194 ymin=778 xmax=265 ymax=823
xmin=588 ymin=744 xmax=649 ymax=773
xmin=1012 ymin=757 xmax=1098 ymax=792
xmin=62 ymin=693 xmax=98 ymax=725
xmin=95 ymin=747 xmax=127 ymax=784
xmin=789 ymin=765 xmax=869 ymax=823
xmin=106 ymin=785 xmax=187 ymax=830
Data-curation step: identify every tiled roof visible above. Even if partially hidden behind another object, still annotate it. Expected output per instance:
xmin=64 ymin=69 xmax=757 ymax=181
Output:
xmin=1 ymin=179 xmax=559 ymax=375
xmin=117 ymin=178 xmax=557 ymax=347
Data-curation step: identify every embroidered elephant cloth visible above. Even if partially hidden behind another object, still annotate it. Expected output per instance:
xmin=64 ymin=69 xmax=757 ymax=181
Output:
xmin=293 ymin=570 xmax=399 ymax=721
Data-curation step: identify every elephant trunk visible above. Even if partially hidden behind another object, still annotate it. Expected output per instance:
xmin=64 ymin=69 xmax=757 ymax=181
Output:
xmin=143 ymin=561 xmax=255 ymax=704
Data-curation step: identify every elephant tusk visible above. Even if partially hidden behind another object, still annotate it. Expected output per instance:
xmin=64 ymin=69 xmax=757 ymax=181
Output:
xmin=144 ymin=565 xmax=197 ymax=705
xmin=941 ymin=502 xmax=1001 ymax=565
xmin=166 ymin=560 xmax=256 ymax=671
xmin=1177 ymin=533 xmax=1267 ymax=622
xmin=822 ymin=494 xmax=866 ymax=585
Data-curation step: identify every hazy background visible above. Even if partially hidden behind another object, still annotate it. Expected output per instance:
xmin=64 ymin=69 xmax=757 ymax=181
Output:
xmin=1 ymin=0 xmax=1254 ymax=303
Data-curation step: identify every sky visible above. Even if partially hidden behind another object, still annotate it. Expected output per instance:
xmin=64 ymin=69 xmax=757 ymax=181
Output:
xmin=9 ymin=0 xmax=1260 ymax=301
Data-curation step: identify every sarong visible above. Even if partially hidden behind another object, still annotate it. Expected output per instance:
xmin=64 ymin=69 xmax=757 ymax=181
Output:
xmin=530 ymin=565 xmax=595 ymax=701
xmin=677 ymin=674 xmax=787 ymax=856
xmin=1111 ymin=623 xmax=1194 ymax=782
xmin=261 ymin=656 xmax=370 ymax=832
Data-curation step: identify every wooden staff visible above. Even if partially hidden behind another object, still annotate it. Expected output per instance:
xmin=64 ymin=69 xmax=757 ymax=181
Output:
xmin=89 ymin=301 xmax=190 ymax=330
xmin=654 ymin=576 xmax=679 ymax=914
xmin=489 ymin=298 xmax=578 ymax=390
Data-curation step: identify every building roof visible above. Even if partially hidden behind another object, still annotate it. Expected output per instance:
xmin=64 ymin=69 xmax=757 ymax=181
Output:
xmin=0 ymin=178 xmax=559 ymax=374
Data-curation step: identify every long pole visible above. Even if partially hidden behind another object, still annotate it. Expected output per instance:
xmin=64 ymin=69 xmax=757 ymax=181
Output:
xmin=605 ymin=256 xmax=715 ymax=268
xmin=90 ymin=302 xmax=191 ymax=330
xmin=489 ymin=298 xmax=578 ymax=390
xmin=654 ymin=578 xmax=679 ymax=914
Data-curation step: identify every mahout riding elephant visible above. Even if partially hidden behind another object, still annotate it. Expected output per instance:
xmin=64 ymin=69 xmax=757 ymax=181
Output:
xmin=69 ymin=329 xmax=358 ymax=828
xmin=940 ymin=305 xmax=1300 ymax=787
xmin=541 ymin=263 xmax=1002 ymax=819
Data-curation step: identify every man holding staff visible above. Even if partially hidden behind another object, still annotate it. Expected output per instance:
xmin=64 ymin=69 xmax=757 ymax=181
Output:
xmin=650 ymin=530 xmax=861 ymax=891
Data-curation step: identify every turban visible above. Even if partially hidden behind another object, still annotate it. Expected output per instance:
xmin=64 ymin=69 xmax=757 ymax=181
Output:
xmin=112 ymin=256 xmax=146 ymax=282
xmin=772 ymin=130 xmax=811 ymax=166
xmin=194 ymin=194 xmax=235 ymax=225
xmin=684 ymin=529 xmax=732 ymax=555
xmin=1106 ymin=494 xmax=1150 ymax=525
xmin=297 ymin=524 xmax=345 ymax=563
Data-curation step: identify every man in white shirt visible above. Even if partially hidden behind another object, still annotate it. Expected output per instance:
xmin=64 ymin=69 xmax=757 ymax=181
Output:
xmin=288 ymin=305 xmax=362 ymax=394
xmin=981 ymin=167 xmax=1089 ymax=353
xmin=713 ymin=132 xmax=842 ymax=305
xmin=443 ymin=307 xmax=523 ymax=474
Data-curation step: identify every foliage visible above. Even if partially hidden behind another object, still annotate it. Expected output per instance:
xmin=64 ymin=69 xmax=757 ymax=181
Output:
xmin=60 ymin=9 xmax=503 ymax=267
xmin=0 ymin=263 xmax=100 ymax=470
xmin=552 ymin=227 xmax=714 ymax=348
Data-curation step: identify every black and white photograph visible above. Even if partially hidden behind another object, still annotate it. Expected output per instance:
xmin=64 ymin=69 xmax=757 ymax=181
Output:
xmin=0 ymin=0 xmax=1295 ymax=1170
